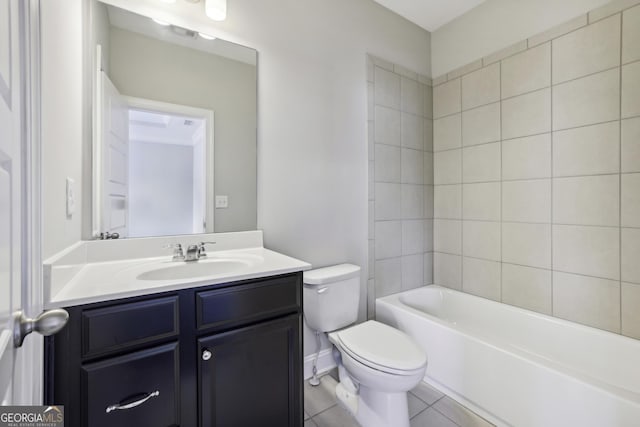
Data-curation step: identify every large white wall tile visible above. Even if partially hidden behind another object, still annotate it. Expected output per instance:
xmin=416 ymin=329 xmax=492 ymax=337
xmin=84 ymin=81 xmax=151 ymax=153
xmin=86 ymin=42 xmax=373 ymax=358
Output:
xmin=434 ymin=149 xmax=461 ymax=184
xmin=553 ymin=175 xmax=620 ymax=226
xmin=401 ymin=77 xmax=424 ymax=116
xmin=502 ymin=88 xmax=551 ymax=139
xmin=375 ymin=106 xmax=401 ymax=145
xmin=424 ymin=85 xmax=434 ymax=119
xmin=375 ymin=183 xmax=401 ymax=220
xmin=463 ymin=220 xmax=501 ymax=261
xmin=424 ymin=151 xmax=434 ymax=184
xmin=401 ymin=148 xmax=424 ymax=185
xmin=401 ymin=113 xmax=424 ymax=150
xmin=553 ymin=271 xmax=621 ymax=333
xmin=402 ymin=254 xmax=424 ymax=290
xmin=434 ymin=252 xmax=462 ymax=290
xmin=374 ymin=144 xmax=400 ymax=183
xmin=462 ymin=257 xmax=501 ymax=301
xmin=462 ymin=142 xmax=501 ymax=183
xmin=401 ymin=184 xmax=424 ymax=219
xmin=623 ymin=5 xmax=640 ymax=64
xmin=502 ymin=264 xmax=552 ymax=314
xmin=622 ymin=117 xmax=640 ymax=173
xmin=434 ymin=219 xmax=462 ymax=255
xmin=553 ymin=69 xmax=620 ymax=130
xmin=433 ymin=78 xmax=461 ymax=119
xmin=502 ymin=134 xmax=551 ymax=180
xmin=375 ymin=67 xmax=400 ymax=109
xmin=502 ymin=222 xmax=551 ymax=269
xmin=402 ymin=220 xmax=424 ymax=255
xmin=462 ymin=103 xmax=501 ymax=147
xmin=553 ymin=225 xmax=620 ymax=280
xmin=424 ymin=185 xmax=434 ymax=219
xmin=622 ymin=173 xmax=640 ymax=227
xmin=622 ymin=228 xmax=640 ymax=284
xmin=375 ymin=221 xmax=402 ymax=259
xmin=552 ymin=15 xmax=621 ymax=84
xmin=463 ymin=182 xmax=500 ymax=221
xmin=375 ymin=258 xmax=401 ymax=297
xmin=622 ymin=61 xmax=640 ymax=118
xmin=622 ymin=283 xmax=640 ymax=339
xmin=434 ymin=185 xmax=461 ymax=219
xmin=502 ymin=179 xmax=551 ymax=223
xmin=553 ymin=122 xmax=620 ymax=177
xmin=424 ymin=219 xmax=434 ymax=252
xmin=502 ymin=43 xmax=551 ymax=99
xmin=461 ymin=63 xmax=500 ymax=110
xmin=424 ymin=253 xmax=434 ymax=285
xmin=433 ymin=114 xmax=461 ymax=152
xmin=424 ymin=119 xmax=434 ymax=151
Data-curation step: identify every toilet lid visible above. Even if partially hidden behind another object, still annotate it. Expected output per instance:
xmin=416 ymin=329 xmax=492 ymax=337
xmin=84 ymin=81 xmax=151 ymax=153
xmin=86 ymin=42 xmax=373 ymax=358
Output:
xmin=335 ymin=321 xmax=426 ymax=373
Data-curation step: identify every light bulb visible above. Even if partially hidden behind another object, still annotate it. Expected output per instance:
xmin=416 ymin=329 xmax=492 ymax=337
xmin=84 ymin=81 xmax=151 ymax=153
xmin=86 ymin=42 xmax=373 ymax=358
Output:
xmin=198 ymin=32 xmax=217 ymax=40
xmin=152 ymin=17 xmax=171 ymax=26
xmin=205 ymin=0 xmax=227 ymax=21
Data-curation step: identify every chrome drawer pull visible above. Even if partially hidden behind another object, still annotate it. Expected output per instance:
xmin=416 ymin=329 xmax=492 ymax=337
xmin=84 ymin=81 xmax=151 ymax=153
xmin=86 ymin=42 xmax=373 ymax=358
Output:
xmin=105 ymin=390 xmax=160 ymax=414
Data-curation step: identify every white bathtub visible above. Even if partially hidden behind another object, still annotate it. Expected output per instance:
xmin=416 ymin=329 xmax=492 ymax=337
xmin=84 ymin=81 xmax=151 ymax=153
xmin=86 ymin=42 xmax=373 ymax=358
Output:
xmin=376 ymin=285 xmax=640 ymax=427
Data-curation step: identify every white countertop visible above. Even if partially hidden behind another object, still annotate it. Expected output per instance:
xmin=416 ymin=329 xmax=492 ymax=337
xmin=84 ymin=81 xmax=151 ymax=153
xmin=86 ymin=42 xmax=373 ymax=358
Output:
xmin=44 ymin=232 xmax=311 ymax=308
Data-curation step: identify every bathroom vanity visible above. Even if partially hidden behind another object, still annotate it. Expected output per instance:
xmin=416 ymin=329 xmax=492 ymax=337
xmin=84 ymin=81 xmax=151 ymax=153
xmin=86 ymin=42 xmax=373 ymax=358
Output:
xmin=42 ymin=232 xmax=310 ymax=427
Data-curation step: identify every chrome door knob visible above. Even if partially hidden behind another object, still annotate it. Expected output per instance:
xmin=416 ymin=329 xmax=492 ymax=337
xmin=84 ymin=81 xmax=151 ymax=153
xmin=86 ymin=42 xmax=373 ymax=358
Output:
xmin=13 ymin=309 xmax=69 ymax=347
xmin=202 ymin=349 xmax=212 ymax=361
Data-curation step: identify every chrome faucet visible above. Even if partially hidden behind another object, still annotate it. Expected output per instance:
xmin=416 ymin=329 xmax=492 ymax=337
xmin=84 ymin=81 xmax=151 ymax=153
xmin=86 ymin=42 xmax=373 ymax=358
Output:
xmin=185 ymin=242 xmax=217 ymax=262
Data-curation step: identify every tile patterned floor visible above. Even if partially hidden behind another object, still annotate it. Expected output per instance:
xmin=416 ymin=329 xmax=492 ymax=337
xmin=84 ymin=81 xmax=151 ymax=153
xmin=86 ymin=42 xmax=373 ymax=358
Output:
xmin=304 ymin=373 xmax=494 ymax=427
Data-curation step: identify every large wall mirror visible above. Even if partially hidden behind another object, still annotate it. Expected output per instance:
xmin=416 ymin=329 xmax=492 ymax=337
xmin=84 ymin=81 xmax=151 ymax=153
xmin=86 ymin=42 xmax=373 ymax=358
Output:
xmin=90 ymin=0 xmax=257 ymax=239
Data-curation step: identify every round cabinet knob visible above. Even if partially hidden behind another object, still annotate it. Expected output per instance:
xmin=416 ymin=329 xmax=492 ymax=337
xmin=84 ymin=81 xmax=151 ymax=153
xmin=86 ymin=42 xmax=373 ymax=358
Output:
xmin=202 ymin=349 xmax=212 ymax=361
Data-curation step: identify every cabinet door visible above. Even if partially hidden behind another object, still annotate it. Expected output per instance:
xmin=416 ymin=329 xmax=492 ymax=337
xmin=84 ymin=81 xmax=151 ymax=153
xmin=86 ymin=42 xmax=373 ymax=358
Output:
xmin=198 ymin=315 xmax=302 ymax=427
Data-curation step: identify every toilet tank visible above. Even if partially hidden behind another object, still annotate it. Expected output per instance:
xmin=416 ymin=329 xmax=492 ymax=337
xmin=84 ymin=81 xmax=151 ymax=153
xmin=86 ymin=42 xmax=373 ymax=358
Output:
xmin=303 ymin=264 xmax=361 ymax=332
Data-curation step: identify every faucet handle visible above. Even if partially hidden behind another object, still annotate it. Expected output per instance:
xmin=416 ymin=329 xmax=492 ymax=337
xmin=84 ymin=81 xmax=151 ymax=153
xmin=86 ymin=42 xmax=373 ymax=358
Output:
xmin=198 ymin=241 xmax=216 ymax=258
xmin=163 ymin=243 xmax=185 ymax=261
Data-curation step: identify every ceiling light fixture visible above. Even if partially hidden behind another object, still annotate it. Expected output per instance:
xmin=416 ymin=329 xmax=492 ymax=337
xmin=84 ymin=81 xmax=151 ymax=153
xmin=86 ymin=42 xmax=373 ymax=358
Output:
xmin=158 ymin=0 xmax=177 ymax=3
xmin=198 ymin=32 xmax=217 ymax=40
xmin=152 ymin=17 xmax=171 ymax=26
xmin=205 ymin=0 xmax=226 ymax=21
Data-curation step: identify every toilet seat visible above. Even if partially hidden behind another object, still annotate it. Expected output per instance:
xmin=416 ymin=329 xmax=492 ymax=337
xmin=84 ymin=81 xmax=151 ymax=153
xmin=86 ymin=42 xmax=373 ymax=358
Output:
xmin=332 ymin=321 xmax=427 ymax=376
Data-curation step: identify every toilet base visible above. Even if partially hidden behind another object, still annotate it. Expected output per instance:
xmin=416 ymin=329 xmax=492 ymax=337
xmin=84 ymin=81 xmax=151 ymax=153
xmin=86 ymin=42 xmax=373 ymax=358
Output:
xmin=336 ymin=381 xmax=410 ymax=427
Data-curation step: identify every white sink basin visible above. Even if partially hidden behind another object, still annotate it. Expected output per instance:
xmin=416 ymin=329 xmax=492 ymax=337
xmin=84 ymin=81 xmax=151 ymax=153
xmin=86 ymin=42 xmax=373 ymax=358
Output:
xmin=137 ymin=258 xmax=251 ymax=281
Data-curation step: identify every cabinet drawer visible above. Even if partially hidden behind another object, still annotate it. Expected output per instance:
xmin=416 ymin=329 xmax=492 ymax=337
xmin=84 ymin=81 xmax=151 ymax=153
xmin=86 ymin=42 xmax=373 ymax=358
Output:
xmin=81 ymin=342 xmax=179 ymax=427
xmin=196 ymin=274 xmax=301 ymax=331
xmin=81 ymin=296 xmax=178 ymax=358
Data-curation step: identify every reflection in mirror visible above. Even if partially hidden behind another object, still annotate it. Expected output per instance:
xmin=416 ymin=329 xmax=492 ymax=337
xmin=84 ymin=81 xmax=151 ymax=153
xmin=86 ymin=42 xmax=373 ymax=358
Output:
xmin=91 ymin=1 xmax=257 ymax=239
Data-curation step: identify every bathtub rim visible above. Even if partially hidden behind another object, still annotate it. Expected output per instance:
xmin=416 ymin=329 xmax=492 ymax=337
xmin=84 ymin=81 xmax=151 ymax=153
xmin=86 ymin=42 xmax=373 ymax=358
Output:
xmin=376 ymin=285 xmax=640 ymax=406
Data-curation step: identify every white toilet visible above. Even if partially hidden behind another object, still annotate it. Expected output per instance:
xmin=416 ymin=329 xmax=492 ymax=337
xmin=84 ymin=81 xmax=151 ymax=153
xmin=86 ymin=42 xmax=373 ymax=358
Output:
xmin=303 ymin=264 xmax=427 ymax=427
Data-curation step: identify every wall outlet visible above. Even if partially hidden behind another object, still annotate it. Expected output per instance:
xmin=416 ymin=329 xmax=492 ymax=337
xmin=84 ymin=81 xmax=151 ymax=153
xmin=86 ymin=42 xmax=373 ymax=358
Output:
xmin=215 ymin=195 xmax=228 ymax=209
xmin=66 ymin=177 xmax=76 ymax=217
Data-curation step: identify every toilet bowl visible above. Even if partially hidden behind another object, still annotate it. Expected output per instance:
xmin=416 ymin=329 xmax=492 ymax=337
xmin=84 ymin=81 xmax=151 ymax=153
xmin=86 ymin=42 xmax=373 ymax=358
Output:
xmin=303 ymin=264 xmax=427 ymax=427
xmin=329 ymin=320 xmax=427 ymax=427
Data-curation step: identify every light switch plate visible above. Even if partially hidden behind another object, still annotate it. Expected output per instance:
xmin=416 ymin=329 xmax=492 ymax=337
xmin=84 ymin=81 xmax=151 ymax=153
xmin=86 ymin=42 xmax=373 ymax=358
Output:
xmin=215 ymin=195 xmax=228 ymax=209
xmin=66 ymin=177 xmax=76 ymax=217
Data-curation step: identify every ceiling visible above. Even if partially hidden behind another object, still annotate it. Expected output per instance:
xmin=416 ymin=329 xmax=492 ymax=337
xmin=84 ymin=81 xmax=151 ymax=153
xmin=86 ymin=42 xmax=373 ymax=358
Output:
xmin=372 ymin=0 xmax=486 ymax=32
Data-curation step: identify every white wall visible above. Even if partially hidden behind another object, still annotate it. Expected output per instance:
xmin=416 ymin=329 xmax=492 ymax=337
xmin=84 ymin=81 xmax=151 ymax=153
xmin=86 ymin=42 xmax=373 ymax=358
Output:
xmin=41 ymin=0 xmax=84 ymax=260
xmin=431 ymin=0 xmax=612 ymax=77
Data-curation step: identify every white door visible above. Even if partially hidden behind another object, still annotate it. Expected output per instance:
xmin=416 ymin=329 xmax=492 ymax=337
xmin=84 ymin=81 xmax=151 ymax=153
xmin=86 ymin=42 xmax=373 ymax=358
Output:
xmin=100 ymin=72 xmax=129 ymax=237
xmin=0 ymin=0 xmax=36 ymax=405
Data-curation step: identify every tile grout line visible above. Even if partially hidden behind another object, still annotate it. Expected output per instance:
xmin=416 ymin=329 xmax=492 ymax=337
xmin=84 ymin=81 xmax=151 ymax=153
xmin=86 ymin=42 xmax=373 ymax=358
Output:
xmin=550 ymin=38 xmax=554 ymax=316
xmin=459 ymin=77 xmax=464 ymax=291
xmin=499 ymin=58 xmax=504 ymax=302
xmin=619 ymin=12 xmax=623 ymax=333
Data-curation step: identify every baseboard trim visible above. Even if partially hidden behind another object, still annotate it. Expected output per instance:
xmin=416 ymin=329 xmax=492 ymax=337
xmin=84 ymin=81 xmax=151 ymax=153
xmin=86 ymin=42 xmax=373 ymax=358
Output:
xmin=303 ymin=348 xmax=336 ymax=380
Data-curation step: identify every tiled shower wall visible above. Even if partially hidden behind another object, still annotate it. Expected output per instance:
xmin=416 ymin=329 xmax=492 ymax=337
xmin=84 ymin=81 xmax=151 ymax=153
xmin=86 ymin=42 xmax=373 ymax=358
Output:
xmin=366 ymin=55 xmax=434 ymax=318
xmin=432 ymin=1 xmax=640 ymax=338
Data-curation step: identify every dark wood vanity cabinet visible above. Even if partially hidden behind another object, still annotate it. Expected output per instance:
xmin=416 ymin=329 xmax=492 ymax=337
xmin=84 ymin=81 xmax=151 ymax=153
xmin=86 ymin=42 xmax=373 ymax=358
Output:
xmin=45 ymin=272 xmax=304 ymax=427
